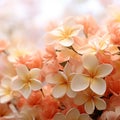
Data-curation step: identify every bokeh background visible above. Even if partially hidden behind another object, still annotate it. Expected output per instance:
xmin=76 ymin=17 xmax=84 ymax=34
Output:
xmin=0 ymin=0 xmax=119 ymax=49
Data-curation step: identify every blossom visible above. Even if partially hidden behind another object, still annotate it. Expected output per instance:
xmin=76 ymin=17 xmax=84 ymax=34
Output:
xmin=71 ymin=54 xmax=113 ymax=95
xmin=74 ymin=90 xmax=106 ymax=114
xmin=99 ymin=106 xmax=120 ymax=120
xmin=12 ymin=64 xmax=42 ymax=99
xmin=0 ymin=77 xmax=16 ymax=103
xmin=45 ymin=17 xmax=83 ymax=47
xmin=46 ymin=62 xmax=77 ymax=98
xmin=53 ymin=108 xmax=91 ymax=120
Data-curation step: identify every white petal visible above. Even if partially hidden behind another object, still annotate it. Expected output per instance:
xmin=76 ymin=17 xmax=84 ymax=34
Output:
xmin=53 ymin=113 xmax=66 ymax=120
xmin=46 ymin=72 xmax=66 ymax=84
xmin=85 ymin=100 xmax=95 ymax=114
xmin=30 ymin=79 xmax=42 ymax=90
xmin=1 ymin=77 xmax=12 ymax=87
xmin=16 ymin=64 xmax=29 ymax=79
xmin=29 ymin=68 xmax=40 ymax=79
xmin=82 ymin=54 xmax=98 ymax=72
xmin=79 ymin=114 xmax=91 ymax=120
xmin=0 ymin=88 xmax=5 ymax=96
xmin=59 ymin=38 xmax=74 ymax=47
xmin=66 ymin=87 xmax=77 ymax=98
xmin=20 ymin=85 xmax=31 ymax=99
xmin=94 ymin=97 xmax=106 ymax=110
xmin=63 ymin=62 xmax=72 ymax=77
xmin=66 ymin=108 xmax=80 ymax=120
xmin=95 ymin=64 xmax=113 ymax=78
xmin=12 ymin=78 xmax=24 ymax=90
xmin=0 ymin=95 xmax=13 ymax=103
xmin=90 ymin=78 xmax=106 ymax=95
xmin=52 ymin=85 xmax=67 ymax=98
xmin=74 ymin=92 xmax=88 ymax=105
xmin=71 ymin=74 xmax=89 ymax=91
xmin=77 ymin=45 xmax=96 ymax=55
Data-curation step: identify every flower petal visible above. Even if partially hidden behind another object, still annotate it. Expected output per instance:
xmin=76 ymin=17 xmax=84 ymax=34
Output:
xmin=95 ymin=64 xmax=113 ymax=78
xmin=53 ymin=113 xmax=66 ymax=120
xmin=85 ymin=99 xmax=95 ymax=114
xmin=94 ymin=97 xmax=106 ymax=110
xmin=71 ymin=74 xmax=89 ymax=91
xmin=20 ymin=85 xmax=31 ymax=99
xmin=1 ymin=77 xmax=12 ymax=87
xmin=66 ymin=87 xmax=77 ymax=98
xmin=77 ymin=45 xmax=96 ymax=55
xmin=16 ymin=64 xmax=29 ymax=79
xmin=30 ymin=79 xmax=42 ymax=90
xmin=90 ymin=78 xmax=106 ymax=95
xmin=12 ymin=78 xmax=24 ymax=90
xmin=0 ymin=95 xmax=13 ymax=103
xmin=82 ymin=54 xmax=98 ymax=72
xmin=66 ymin=108 xmax=80 ymax=120
xmin=29 ymin=68 xmax=40 ymax=79
xmin=46 ymin=72 xmax=66 ymax=84
xmin=0 ymin=88 xmax=6 ymax=96
xmin=79 ymin=114 xmax=91 ymax=120
xmin=52 ymin=85 xmax=67 ymax=98
xmin=59 ymin=38 xmax=74 ymax=47
xmin=74 ymin=92 xmax=88 ymax=105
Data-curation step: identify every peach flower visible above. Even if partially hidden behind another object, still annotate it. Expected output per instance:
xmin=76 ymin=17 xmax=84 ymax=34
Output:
xmin=53 ymin=108 xmax=91 ymax=120
xmin=71 ymin=54 xmax=113 ymax=95
xmin=12 ymin=64 xmax=42 ymax=99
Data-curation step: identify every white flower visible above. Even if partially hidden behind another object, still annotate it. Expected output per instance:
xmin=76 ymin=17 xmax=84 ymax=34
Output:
xmin=71 ymin=54 xmax=113 ymax=95
xmin=0 ymin=77 xmax=14 ymax=103
xmin=53 ymin=108 xmax=91 ymax=120
xmin=46 ymin=17 xmax=83 ymax=47
xmin=74 ymin=90 xmax=106 ymax=114
xmin=12 ymin=64 xmax=42 ymax=99
xmin=46 ymin=62 xmax=77 ymax=98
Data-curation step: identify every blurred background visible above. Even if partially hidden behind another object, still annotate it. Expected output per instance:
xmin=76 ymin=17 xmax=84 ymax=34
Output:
xmin=0 ymin=0 xmax=120 ymax=49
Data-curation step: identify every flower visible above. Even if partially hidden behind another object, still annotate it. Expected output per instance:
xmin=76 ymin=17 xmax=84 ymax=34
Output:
xmin=74 ymin=90 xmax=106 ymax=114
xmin=0 ymin=76 xmax=15 ymax=103
xmin=12 ymin=64 xmax=42 ymax=99
xmin=100 ymin=106 xmax=120 ymax=120
xmin=53 ymin=108 xmax=91 ymax=120
xmin=71 ymin=54 xmax=113 ymax=95
xmin=45 ymin=17 xmax=83 ymax=47
xmin=46 ymin=62 xmax=77 ymax=98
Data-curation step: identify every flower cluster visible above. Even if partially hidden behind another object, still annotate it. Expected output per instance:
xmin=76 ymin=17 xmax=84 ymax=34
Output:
xmin=0 ymin=7 xmax=120 ymax=120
